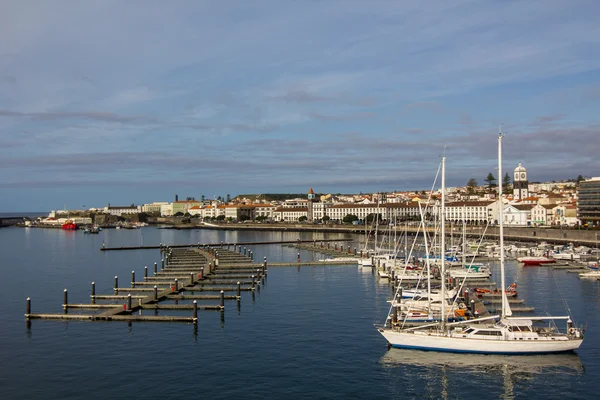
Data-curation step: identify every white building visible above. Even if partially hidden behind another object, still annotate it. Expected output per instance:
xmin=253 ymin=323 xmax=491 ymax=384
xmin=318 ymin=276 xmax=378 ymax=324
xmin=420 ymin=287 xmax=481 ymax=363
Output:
xmin=443 ymin=201 xmax=500 ymax=225
xmin=104 ymin=204 xmax=141 ymax=216
xmin=273 ymin=207 xmax=308 ymax=222
xmin=160 ymin=204 xmax=173 ymax=217
xmin=531 ymin=204 xmax=556 ymax=226
xmin=142 ymin=202 xmax=170 ymax=213
xmin=252 ymin=204 xmax=278 ymax=219
xmin=503 ymin=204 xmax=534 ymax=226
xmin=188 ymin=205 xmax=202 ymax=216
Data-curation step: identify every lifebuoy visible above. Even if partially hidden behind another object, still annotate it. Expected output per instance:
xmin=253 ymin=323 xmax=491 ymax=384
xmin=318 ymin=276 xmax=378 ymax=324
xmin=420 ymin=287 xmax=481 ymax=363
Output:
xmin=569 ymin=328 xmax=575 ymax=335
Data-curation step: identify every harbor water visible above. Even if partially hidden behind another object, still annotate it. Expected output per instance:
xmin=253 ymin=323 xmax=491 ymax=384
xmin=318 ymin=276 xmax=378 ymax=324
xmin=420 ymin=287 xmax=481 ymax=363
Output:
xmin=1 ymin=226 xmax=599 ymax=399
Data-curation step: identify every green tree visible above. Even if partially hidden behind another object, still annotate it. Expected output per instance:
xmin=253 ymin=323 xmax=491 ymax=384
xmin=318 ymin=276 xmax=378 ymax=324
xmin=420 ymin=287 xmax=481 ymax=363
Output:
xmin=364 ymin=213 xmax=382 ymax=224
xmin=298 ymin=216 xmax=308 ymax=222
xmin=216 ymin=215 xmax=225 ymax=221
xmin=484 ymin=172 xmax=496 ymax=189
xmin=342 ymin=214 xmax=359 ymax=224
xmin=322 ymin=215 xmax=331 ymax=223
xmin=256 ymin=215 xmax=268 ymax=221
xmin=502 ymin=173 xmax=512 ymax=194
xmin=466 ymin=178 xmax=478 ymax=192
xmin=577 ymin=175 xmax=585 ymax=183
xmin=239 ymin=215 xmax=250 ymax=222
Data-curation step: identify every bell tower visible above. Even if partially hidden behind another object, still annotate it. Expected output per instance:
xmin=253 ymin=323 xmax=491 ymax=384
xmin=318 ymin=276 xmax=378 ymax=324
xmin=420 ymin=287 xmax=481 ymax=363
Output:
xmin=513 ymin=163 xmax=529 ymax=200
xmin=307 ymin=188 xmax=315 ymax=221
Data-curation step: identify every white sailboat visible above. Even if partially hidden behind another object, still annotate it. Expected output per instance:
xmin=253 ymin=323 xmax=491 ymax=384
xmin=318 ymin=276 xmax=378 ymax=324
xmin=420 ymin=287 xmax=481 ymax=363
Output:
xmin=377 ymin=131 xmax=584 ymax=354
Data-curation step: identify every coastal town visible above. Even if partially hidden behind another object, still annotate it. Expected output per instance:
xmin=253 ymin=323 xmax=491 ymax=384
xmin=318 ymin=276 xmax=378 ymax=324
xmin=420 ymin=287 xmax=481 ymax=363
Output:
xmin=22 ymin=164 xmax=600 ymax=230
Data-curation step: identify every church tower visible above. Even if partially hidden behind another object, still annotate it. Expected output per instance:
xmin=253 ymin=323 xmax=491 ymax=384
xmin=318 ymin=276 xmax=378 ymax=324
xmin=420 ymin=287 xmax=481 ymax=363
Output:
xmin=513 ymin=163 xmax=529 ymax=200
xmin=307 ymin=188 xmax=315 ymax=221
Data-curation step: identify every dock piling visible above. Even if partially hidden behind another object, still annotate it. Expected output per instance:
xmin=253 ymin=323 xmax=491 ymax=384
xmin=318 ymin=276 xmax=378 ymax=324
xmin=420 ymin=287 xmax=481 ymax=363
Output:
xmin=200 ymin=267 xmax=204 ymax=280
xmin=193 ymin=300 xmax=198 ymax=322
xmin=144 ymin=266 xmax=148 ymax=280
xmin=114 ymin=276 xmax=118 ymax=292
xmin=161 ymin=258 xmax=165 ymax=271
xmin=251 ymin=275 xmax=256 ymax=291
xmin=131 ymin=271 xmax=135 ymax=288
xmin=127 ymin=294 xmax=132 ymax=311
xmin=189 ymin=272 xmax=194 ymax=285
xmin=237 ymin=281 xmax=241 ymax=297
xmin=153 ymin=285 xmax=158 ymax=302
xmin=220 ymin=290 xmax=225 ymax=308
xmin=174 ymin=279 xmax=178 ymax=292
xmin=26 ymin=297 xmax=31 ymax=316
xmin=63 ymin=289 xmax=68 ymax=311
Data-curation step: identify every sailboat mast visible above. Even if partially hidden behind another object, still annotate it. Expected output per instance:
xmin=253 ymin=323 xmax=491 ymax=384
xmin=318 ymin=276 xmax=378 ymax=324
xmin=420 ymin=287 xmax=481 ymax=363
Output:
xmin=462 ymin=205 xmax=466 ymax=267
xmin=498 ymin=130 xmax=507 ymax=318
xmin=441 ymin=156 xmax=446 ymax=330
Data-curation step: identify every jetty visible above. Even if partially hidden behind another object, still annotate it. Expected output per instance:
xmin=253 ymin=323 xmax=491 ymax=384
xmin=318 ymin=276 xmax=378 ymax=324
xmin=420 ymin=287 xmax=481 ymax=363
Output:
xmin=25 ymin=246 xmax=267 ymax=323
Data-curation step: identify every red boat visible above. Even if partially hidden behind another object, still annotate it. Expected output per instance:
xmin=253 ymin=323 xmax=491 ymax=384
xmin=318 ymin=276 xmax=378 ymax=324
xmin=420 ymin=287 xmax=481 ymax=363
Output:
xmin=517 ymin=256 xmax=556 ymax=266
xmin=62 ymin=220 xmax=78 ymax=230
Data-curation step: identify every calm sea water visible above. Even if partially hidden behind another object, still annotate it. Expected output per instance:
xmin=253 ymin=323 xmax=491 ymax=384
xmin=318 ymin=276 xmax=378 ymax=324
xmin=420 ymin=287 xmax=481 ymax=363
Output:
xmin=0 ymin=227 xmax=599 ymax=399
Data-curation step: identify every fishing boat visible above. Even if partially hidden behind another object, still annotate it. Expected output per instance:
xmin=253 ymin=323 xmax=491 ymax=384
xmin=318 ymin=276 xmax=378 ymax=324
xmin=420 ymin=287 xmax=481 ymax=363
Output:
xmin=61 ymin=220 xmax=77 ymax=230
xmin=376 ymin=132 xmax=584 ymax=354
xmin=83 ymin=225 xmax=101 ymax=234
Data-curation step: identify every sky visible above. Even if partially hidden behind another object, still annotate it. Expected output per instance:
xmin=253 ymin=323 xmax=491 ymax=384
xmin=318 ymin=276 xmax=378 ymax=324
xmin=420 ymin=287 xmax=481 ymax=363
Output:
xmin=1 ymin=0 xmax=600 ymax=212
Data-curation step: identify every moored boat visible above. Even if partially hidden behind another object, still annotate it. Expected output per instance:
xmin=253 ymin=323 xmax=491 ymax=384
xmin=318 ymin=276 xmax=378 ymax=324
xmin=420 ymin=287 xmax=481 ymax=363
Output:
xmin=61 ymin=220 xmax=77 ymax=230
xmin=376 ymin=132 xmax=583 ymax=354
xmin=517 ymin=256 xmax=556 ymax=266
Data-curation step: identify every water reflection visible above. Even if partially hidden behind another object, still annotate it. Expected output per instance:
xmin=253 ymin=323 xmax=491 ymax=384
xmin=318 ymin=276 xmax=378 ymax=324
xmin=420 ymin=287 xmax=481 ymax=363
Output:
xmin=380 ymin=349 xmax=583 ymax=399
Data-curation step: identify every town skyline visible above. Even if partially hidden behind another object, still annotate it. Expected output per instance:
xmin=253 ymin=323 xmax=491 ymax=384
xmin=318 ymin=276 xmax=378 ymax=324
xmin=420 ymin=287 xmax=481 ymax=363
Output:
xmin=1 ymin=1 xmax=599 ymax=212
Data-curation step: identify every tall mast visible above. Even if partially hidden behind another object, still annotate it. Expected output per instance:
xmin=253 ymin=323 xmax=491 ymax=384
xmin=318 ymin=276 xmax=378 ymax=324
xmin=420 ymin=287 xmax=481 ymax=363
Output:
xmin=462 ymin=204 xmax=466 ymax=267
xmin=498 ymin=129 xmax=507 ymax=318
xmin=441 ymin=156 xmax=446 ymax=330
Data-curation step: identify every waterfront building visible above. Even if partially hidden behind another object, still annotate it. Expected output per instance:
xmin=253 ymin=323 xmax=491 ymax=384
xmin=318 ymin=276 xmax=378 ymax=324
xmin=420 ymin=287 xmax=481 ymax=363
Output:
xmin=172 ymin=200 xmax=201 ymax=215
xmin=160 ymin=203 xmax=173 ymax=217
xmin=201 ymin=203 xmax=225 ymax=219
xmin=142 ymin=202 xmax=169 ymax=213
xmin=443 ymin=200 xmax=500 ymax=225
xmin=272 ymin=207 xmax=308 ymax=222
xmin=577 ymin=177 xmax=600 ymax=226
xmin=531 ymin=203 xmax=556 ymax=226
xmin=327 ymin=203 xmax=383 ymax=223
xmin=252 ymin=204 xmax=278 ymax=219
xmin=503 ymin=203 xmax=534 ymax=226
xmin=103 ymin=204 xmax=141 ymax=216
xmin=386 ymin=202 xmax=421 ymax=222
xmin=513 ymin=163 xmax=529 ymax=201
xmin=188 ymin=205 xmax=202 ymax=216
xmin=224 ymin=205 xmax=254 ymax=220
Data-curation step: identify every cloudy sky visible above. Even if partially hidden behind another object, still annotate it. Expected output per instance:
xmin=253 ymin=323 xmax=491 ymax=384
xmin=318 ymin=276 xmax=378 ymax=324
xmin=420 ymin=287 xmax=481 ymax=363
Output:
xmin=1 ymin=0 xmax=599 ymax=211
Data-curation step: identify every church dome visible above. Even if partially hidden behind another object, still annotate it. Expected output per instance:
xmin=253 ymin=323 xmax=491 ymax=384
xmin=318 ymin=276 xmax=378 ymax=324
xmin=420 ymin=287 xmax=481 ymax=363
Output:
xmin=514 ymin=163 xmax=526 ymax=173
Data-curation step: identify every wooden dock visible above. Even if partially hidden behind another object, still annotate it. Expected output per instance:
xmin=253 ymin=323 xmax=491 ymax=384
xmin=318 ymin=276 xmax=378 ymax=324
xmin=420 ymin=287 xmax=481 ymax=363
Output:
xmin=26 ymin=246 xmax=266 ymax=324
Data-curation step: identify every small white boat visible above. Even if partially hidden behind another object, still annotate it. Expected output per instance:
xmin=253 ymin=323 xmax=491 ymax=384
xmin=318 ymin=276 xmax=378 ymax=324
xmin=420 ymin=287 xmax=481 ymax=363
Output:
xmin=578 ymin=270 xmax=600 ymax=278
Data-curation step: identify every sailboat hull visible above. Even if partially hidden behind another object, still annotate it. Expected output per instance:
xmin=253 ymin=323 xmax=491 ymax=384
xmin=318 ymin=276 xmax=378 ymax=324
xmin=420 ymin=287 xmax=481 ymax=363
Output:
xmin=378 ymin=329 xmax=583 ymax=354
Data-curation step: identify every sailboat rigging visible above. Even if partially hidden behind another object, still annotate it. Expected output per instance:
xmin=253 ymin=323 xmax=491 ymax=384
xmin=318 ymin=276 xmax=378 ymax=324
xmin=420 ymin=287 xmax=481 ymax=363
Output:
xmin=376 ymin=131 xmax=584 ymax=354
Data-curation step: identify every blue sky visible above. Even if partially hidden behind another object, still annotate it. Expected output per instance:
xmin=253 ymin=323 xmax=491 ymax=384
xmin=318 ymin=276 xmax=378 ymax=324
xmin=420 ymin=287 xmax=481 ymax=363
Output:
xmin=1 ymin=0 xmax=599 ymax=211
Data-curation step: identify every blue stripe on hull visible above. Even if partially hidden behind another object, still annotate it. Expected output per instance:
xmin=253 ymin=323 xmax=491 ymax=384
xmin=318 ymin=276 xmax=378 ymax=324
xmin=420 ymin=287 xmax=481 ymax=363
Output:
xmin=389 ymin=344 xmax=576 ymax=355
